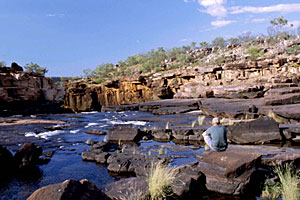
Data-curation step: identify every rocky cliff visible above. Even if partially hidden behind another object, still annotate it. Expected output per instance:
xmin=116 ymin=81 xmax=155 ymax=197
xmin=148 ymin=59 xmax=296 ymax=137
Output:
xmin=0 ymin=64 xmax=66 ymax=116
xmin=64 ymin=36 xmax=300 ymax=120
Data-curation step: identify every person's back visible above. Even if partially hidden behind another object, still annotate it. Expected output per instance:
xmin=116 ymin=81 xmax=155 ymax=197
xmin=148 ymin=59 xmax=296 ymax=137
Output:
xmin=205 ymin=125 xmax=227 ymax=152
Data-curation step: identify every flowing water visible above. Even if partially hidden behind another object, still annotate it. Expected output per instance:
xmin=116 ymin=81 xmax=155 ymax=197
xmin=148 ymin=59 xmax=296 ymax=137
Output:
xmin=0 ymin=111 xmax=270 ymax=199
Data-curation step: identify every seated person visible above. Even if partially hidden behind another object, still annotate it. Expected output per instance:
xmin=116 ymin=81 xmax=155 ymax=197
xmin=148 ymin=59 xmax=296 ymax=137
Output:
xmin=202 ymin=117 xmax=228 ymax=152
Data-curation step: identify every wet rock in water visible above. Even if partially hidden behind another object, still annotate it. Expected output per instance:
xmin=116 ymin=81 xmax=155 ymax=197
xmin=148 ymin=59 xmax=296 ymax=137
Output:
xmin=0 ymin=145 xmax=15 ymax=179
xmin=197 ymin=150 xmax=261 ymax=195
xmin=228 ymin=117 xmax=281 ymax=144
xmin=171 ymin=162 xmax=206 ymax=198
xmin=82 ymin=142 xmax=112 ymax=164
xmin=151 ymin=128 xmax=172 ymax=141
xmin=107 ymin=126 xmax=144 ymax=142
xmin=85 ymin=129 xmax=107 ymax=135
xmin=27 ymin=179 xmax=109 ymax=200
xmin=14 ymin=143 xmax=43 ymax=170
xmin=82 ymin=152 xmax=110 ymax=164
xmin=107 ymin=151 xmax=171 ymax=176
xmin=104 ymin=177 xmax=148 ymax=200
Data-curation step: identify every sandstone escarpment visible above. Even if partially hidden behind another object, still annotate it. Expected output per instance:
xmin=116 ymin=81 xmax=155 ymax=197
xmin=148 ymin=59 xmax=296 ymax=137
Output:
xmin=64 ymin=36 xmax=300 ymax=124
xmin=0 ymin=65 xmax=65 ymax=116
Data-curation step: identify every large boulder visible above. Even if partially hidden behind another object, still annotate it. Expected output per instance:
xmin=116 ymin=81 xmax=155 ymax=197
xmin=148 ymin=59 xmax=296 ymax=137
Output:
xmin=0 ymin=145 xmax=15 ymax=179
xmin=107 ymin=126 xmax=144 ymax=142
xmin=11 ymin=62 xmax=23 ymax=72
xmin=171 ymin=162 xmax=206 ymax=198
xmin=27 ymin=179 xmax=109 ymax=200
xmin=228 ymin=117 xmax=281 ymax=144
xmin=14 ymin=143 xmax=43 ymax=170
xmin=197 ymin=150 xmax=261 ymax=195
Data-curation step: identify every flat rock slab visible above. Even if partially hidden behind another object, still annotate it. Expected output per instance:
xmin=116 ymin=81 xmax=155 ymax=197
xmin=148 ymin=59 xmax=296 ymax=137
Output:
xmin=107 ymin=126 xmax=143 ymax=142
xmin=259 ymin=104 xmax=300 ymax=123
xmin=102 ymin=99 xmax=200 ymax=114
xmin=85 ymin=129 xmax=107 ymax=135
xmin=226 ymin=145 xmax=300 ymax=166
xmin=264 ymin=93 xmax=300 ymax=105
xmin=152 ymin=106 xmax=199 ymax=115
xmin=199 ymin=98 xmax=263 ymax=119
xmin=228 ymin=117 xmax=281 ymax=144
xmin=0 ymin=119 xmax=65 ymax=126
xmin=197 ymin=150 xmax=261 ymax=195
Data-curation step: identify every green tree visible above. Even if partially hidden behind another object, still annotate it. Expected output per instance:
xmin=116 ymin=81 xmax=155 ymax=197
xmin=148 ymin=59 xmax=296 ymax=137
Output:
xmin=199 ymin=41 xmax=209 ymax=48
xmin=24 ymin=62 xmax=48 ymax=75
xmin=227 ymin=38 xmax=240 ymax=46
xmin=211 ymin=37 xmax=226 ymax=48
xmin=268 ymin=16 xmax=293 ymax=36
xmin=83 ymin=68 xmax=91 ymax=78
xmin=91 ymin=63 xmax=115 ymax=83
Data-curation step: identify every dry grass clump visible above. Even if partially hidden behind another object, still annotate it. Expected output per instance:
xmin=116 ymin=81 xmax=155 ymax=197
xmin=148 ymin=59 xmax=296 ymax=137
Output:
xmin=268 ymin=111 xmax=284 ymax=124
xmin=261 ymin=163 xmax=299 ymax=200
xmin=276 ymin=164 xmax=300 ymax=200
xmin=148 ymin=162 xmax=178 ymax=200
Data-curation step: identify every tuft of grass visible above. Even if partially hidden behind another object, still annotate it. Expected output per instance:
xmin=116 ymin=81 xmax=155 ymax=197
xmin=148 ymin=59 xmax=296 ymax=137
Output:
xmin=191 ymin=120 xmax=196 ymax=128
xmin=275 ymin=164 xmax=300 ymax=200
xmin=165 ymin=122 xmax=169 ymax=130
xmin=198 ymin=116 xmax=205 ymax=125
xmin=261 ymin=182 xmax=281 ymax=199
xmin=158 ymin=147 xmax=164 ymax=155
xmin=261 ymin=164 xmax=300 ymax=200
xmin=148 ymin=162 xmax=177 ymax=200
xmin=268 ymin=111 xmax=284 ymax=124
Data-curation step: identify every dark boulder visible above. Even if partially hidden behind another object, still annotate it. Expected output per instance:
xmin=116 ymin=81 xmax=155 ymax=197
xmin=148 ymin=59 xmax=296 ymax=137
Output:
xmin=107 ymin=126 xmax=144 ymax=142
xmin=14 ymin=143 xmax=43 ymax=170
xmin=0 ymin=145 xmax=15 ymax=179
xmin=228 ymin=117 xmax=281 ymax=144
xmin=27 ymin=179 xmax=109 ymax=200
xmin=11 ymin=62 xmax=23 ymax=72
xmin=171 ymin=162 xmax=206 ymax=198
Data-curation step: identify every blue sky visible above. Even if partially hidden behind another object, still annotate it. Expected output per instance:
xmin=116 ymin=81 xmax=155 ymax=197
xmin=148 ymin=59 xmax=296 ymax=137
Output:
xmin=0 ymin=0 xmax=300 ymax=77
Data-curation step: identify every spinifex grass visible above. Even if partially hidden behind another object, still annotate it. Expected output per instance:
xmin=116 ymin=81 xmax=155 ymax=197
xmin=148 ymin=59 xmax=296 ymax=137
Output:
xmin=148 ymin=162 xmax=178 ymax=200
xmin=275 ymin=164 xmax=300 ymax=200
xmin=261 ymin=163 xmax=299 ymax=200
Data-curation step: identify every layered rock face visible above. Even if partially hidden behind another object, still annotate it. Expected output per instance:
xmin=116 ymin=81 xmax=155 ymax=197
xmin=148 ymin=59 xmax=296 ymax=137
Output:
xmin=0 ymin=65 xmax=65 ymax=116
xmin=64 ymin=37 xmax=300 ymax=125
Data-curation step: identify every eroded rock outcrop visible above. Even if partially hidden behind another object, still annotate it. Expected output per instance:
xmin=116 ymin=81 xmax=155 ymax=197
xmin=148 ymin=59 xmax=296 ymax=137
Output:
xmin=0 ymin=65 xmax=66 ymax=116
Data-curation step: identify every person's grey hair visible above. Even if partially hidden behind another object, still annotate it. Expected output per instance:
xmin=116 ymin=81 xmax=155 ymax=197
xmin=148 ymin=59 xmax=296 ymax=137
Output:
xmin=212 ymin=117 xmax=220 ymax=124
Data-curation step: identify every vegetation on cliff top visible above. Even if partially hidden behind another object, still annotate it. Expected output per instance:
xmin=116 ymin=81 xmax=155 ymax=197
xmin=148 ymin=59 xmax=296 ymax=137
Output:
xmin=80 ymin=16 xmax=300 ymax=84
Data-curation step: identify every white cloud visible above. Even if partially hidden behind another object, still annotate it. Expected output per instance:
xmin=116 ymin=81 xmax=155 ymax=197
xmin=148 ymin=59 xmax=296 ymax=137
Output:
xmin=198 ymin=0 xmax=227 ymax=17
xmin=180 ymin=38 xmax=190 ymax=42
xmin=211 ymin=19 xmax=236 ymax=27
xmin=252 ymin=18 xmax=266 ymax=23
xmin=46 ymin=14 xmax=65 ymax=17
xmin=183 ymin=0 xmax=189 ymax=3
xmin=230 ymin=3 xmax=300 ymax=14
